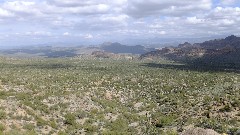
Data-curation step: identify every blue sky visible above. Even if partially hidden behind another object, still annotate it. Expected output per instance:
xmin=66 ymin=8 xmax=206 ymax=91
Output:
xmin=1 ymin=0 xmax=240 ymax=46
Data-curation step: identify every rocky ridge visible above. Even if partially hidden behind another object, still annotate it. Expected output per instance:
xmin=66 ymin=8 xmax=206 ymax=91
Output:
xmin=140 ymin=35 xmax=240 ymax=64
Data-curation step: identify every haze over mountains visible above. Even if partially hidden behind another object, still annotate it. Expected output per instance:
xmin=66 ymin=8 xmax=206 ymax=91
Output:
xmin=139 ymin=35 xmax=240 ymax=72
xmin=1 ymin=35 xmax=240 ymax=64
xmin=100 ymin=42 xmax=156 ymax=54
xmin=0 ymin=42 xmax=156 ymax=58
xmin=141 ymin=35 xmax=240 ymax=59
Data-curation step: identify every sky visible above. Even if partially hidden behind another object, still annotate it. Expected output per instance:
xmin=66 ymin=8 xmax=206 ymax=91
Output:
xmin=0 ymin=0 xmax=240 ymax=47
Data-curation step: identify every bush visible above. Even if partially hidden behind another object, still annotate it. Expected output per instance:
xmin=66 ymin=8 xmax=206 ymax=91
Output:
xmin=23 ymin=123 xmax=35 ymax=131
xmin=154 ymin=115 xmax=176 ymax=128
xmin=0 ymin=124 xmax=5 ymax=132
xmin=50 ymin=121 xmax=57 ymax=129
xmin=219 ymin=104 xmax=232 ymax=112
xmin=58 ymin=131 xmax=68 ymax=135
xmin=36 ymin=117 xmax=48 ymax=127
xmin=0 ymin=91 xmax=7 ymax=99
xmin=195 ymin=118 xmax=227 ymax=133
xmin=0 ymin=110 xmax=6 ymax=120
xmin=64 ymin=113 xmax=76 ymax=126
xmin=106 ymin=117 xmax=129 ymax=132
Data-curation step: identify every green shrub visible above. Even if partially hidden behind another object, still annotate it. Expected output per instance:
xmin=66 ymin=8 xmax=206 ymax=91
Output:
xmin=154 ymin=115 xmax=176 ymax=128
xmin=83 ymin=124 xmax=98 ymax=133
xmin=106 ymin=117 xmax=129 ymax=132
xmin=50 ymin=121 xmax=57 ymax=129
xmin=219 ymin=104 xmax=232 ymax=112
xmin=0 ymin=124 xmax=5 ymax=132
xmin=58 ymin=131 xmax=68 ymax=135
xmin=23 ymin=123 xmax=35 ymax=131
xmin=0 ymin=91 xmax=7 ymax=99
xmin=195 ymin=118 xmax=227 ymax=133
xmin=0 ymin=110 xmax=6 ymax=120
xmin=64 ymin=113 xmax=76 ymax=126
xmin=36 ymin=117 xmax=48 ymax=127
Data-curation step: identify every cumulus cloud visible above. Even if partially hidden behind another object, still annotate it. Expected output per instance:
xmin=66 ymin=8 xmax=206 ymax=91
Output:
xmin=187 ymin=17 xmax=205 ymax=24
xmin=0 ymin=7 xmax=14 ymax=17
xmin=209 ymin=7 xmax=240 ymax=19
xmin=100 ymin=14 xmax=129 ymax=22
xmin=63 ymin=32 xmax=70 ymax=36
xmin=126 ymin=0 xmax=212 ymax=18
xmin=24 ymin=31 xmax=52 ymax=36
xmin=84 ymin=34 xmax=93 ymax=39
xmin=47 ymin=0 xmax=127 ymax=15
xmin=2 ymin=1 xmax=44 ymax=17
xmin=1 ymin=0 xmax=240 ymax=46
xmin=148 ymin=30 xmax=166 ymax=35
xmin=48 ymin=3 xmax=110 ymax=15
xmin=49 ymin=0 xmax=97 ymax=7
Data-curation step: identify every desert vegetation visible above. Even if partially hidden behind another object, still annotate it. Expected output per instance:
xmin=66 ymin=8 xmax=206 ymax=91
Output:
xmin=0 ymin=56 xmax=239 ymax=134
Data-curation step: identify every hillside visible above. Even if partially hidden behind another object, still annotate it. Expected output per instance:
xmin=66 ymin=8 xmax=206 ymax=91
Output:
xmin=100 ymin=42 xmax=156 ymax=54
xmin=140 ymin=35 xmax=240 ymax=70
xmin=0 ymin=57 xmax=239 ymax=134
xmin=0 ymin=36 xmax=240 ymax=134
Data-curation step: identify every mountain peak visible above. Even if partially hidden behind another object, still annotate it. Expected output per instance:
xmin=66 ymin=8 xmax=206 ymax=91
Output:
xmin=178 ymin=42 xmax=192 ymax=48
xmin=101 ymin=42 xmax=113 ymax=46
xmin=225 ymin=35 xmax=237 ymax=41
xmin=140 ymin=35 xmax=240 ymax=60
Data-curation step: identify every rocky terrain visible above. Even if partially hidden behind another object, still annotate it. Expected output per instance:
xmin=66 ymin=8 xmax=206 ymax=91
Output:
xmin=0 ymin=56 xmax=239 ymax=134
xmin=140 ymin=35 xmax=240 ymax=68
xmin=0 ymin=36 xmax=240 ymax=134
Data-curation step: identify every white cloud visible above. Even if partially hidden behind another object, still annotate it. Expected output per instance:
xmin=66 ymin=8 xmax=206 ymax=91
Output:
xmin=149 ymin=24 xmax=163 ymax=29
xmin=187 ymin=16 xmax=205 ymax=24
xmin=126 ymin=0 xmax=212 ymax=18
xmin=47 ymin=0 xmax=111 ymax=15
xmin=100 ymin=14 xmax=129 ymax=22
xmin=221 ymin=19 xmax=235 ymax=25
xmin=58 ymin=4 xmax=109 ymax=14
xmin=84 ymin=34 xmax=93 ymax=39
xmin=210 ymin=7 xmax=240 ymax=19
xmin=2 ymin=1 xmax=43 ymax=17
xmin=0 ymin=8 xmax=14 ymax=17
xmin=25 ymin=31 xmax=52 ymax=36
xmin=149 ymin=30 xmax=166 ymax=35
xmin=49 ymin=0 xmax=99 ymax=7
xmin=63 ymin=32 xmax=70 ymax=36
xmin=1 ymin=0 xmax=240 ymax=46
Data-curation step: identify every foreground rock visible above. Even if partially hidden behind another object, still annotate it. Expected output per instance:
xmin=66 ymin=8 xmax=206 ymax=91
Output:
xmin=181 ymin=127 xmax=220 ymax=135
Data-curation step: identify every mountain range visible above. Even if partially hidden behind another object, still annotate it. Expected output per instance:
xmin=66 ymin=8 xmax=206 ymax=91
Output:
xmin=140 ymin=35 xmax=240 ymax=70
xmin=0 ymin=42 xmax=156 ymax=58
xmin=1 ymin=35 xmax=240 ymax=63
xmin=100 ymin=42 xmax=156 ymax=54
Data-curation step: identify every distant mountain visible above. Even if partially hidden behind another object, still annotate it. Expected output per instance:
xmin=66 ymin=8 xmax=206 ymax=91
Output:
xmin=140 ymin=35 xmax=240 ymax=67
xmin=196 ymin=35 xmax=240 ymax=50
xmin=0 ymin=42 xmax=155 ymax=58
xmin=100 ymin=42 xmax=156 ymax=54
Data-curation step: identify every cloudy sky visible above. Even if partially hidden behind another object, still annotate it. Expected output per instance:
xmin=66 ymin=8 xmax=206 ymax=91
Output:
xmin=0 ymin=0 xmax=240 ymax=46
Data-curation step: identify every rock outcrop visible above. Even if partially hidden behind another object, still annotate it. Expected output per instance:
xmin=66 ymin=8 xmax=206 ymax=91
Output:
xmin=181 ymin=127 xmax=220 ymax=135
xmin=140 ymin=35 xmax=240 ymax=65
